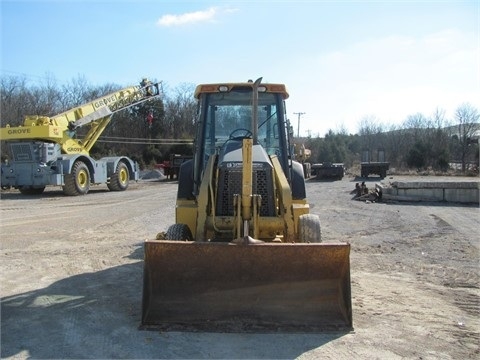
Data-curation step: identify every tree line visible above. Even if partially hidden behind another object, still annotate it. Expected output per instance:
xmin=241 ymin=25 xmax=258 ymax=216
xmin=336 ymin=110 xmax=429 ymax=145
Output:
xmin=1 ymin=74 xmax=478 ymax=174
xmin=305 ymin=106 xmax=479 ymax=175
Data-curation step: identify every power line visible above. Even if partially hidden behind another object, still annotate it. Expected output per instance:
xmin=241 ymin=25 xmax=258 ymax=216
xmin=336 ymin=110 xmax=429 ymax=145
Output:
xmin=79 ymin=136 xmax=193 ymax=146
xmin=95 ymin=140 xmax=193 ymax=145
xmin=0 ymin=69 xmax=61 ymax=83
xmin=99 ymin=136 xmax=192 ymax=142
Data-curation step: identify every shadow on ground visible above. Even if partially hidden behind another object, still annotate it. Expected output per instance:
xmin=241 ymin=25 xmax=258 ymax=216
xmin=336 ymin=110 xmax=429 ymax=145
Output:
xmin=2 ymin=244 xmax=349 ymax=359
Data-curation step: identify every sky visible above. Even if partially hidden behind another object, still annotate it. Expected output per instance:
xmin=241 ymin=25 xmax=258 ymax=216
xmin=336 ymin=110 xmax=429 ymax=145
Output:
xmin=1 ymin=0 xmax=479 ymax=137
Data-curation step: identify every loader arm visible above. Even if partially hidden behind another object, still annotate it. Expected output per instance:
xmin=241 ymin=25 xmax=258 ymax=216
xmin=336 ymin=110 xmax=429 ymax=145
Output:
xmin=240 ymin=138 xmax=253 ymax=223
xmin=238 ymin=77 xmax=261 ymax=238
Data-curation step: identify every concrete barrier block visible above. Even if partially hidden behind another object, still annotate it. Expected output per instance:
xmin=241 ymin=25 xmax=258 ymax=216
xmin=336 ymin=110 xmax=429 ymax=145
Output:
xmin=397 ymin=188 xmax=444 ymax=201
xmin=392 ymin=181 xmax=479 ymax=189
xmin=444 ymin=188 xmax=479 ymax=204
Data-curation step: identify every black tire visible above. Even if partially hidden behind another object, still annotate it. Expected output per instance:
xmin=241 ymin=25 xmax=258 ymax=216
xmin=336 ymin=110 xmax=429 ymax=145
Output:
xmin=291 ymin=161 xmax=306 ymax=200
xmin=18 ymin=186 xmax=45 ymax=195
xmin=63 ymin=161 xmax=90 ymax=196
xmin=165 ymin=223 xmax=193 ymax=241
xmin=108 ymin=161 xmax=129 ymax=191
xmin=177 ymin=160 xmax=194 ymax=200
xmin=298 ymin=214 xmax=321 ymax=243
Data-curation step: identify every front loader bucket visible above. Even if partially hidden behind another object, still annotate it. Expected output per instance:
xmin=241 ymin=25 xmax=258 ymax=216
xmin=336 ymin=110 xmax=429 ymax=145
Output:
xmin=141 ymin=240 xmax=352 ymax=332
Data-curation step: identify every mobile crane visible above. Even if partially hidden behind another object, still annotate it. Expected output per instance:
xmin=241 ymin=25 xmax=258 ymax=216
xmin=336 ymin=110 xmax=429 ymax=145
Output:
xmin=0 ymin=79 xmax=161 ymax=195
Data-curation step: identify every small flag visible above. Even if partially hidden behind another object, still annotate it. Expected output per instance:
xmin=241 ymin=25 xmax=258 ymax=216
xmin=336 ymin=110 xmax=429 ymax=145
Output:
xmin=147 ymin=111 xmax=154 ymax=127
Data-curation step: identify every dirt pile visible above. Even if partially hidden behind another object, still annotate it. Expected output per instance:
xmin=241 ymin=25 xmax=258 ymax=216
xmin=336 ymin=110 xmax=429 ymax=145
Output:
xmin=139 ymin=169 xmax=166 ymax=181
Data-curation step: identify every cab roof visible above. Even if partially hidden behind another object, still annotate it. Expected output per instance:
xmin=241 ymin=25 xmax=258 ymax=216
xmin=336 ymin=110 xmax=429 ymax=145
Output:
xmin=194 ymin=82 xmax=289 ymax=100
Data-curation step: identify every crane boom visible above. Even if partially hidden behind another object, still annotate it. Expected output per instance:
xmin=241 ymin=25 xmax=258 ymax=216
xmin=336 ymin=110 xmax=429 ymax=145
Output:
xmin=1 ymin=81 xmax=161 ymax=154
xmin=0 ymin=78 xmax=162 ymax=196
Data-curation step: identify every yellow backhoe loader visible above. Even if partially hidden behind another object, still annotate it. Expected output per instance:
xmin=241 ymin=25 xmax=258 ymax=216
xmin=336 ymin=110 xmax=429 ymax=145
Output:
xmin=141 ymin=78 xmax=352 ymax=331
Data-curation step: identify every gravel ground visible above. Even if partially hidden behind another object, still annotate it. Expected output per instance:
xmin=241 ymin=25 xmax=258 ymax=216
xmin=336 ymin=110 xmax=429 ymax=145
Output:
xmin=0 ymin=174 xmax=479 ymax=359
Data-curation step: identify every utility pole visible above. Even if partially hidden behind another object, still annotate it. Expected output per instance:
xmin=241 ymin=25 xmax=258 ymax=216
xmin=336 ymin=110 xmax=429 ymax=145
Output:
xmin=293 ymin=112 xmax=305 ymax=138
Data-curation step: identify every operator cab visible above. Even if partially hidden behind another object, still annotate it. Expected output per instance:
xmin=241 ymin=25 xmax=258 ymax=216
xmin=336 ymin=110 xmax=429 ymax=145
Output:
xmin=193 ymin=83 xmax=291 ymax=189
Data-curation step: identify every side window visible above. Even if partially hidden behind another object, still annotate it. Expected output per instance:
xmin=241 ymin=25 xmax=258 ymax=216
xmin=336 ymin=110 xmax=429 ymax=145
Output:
xmin=258 ymin=104 xmax=280 ymax=156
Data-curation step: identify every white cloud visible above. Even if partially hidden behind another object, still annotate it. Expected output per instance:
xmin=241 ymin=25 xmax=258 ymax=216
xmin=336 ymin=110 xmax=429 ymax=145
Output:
xmin=157 ymin=7 xmax=237 ymax=27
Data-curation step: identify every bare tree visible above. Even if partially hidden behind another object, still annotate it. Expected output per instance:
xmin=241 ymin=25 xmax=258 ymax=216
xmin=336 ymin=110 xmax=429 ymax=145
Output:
xmin=60 ymin=75 xmax=93 ymax=109
xmin=19 ymin=77 xmax=63 ymax=116
xmin=163 ymin=83 xmax=196 ymax=139
xmin=426 ymin=108 xmax=450 ymax=170
xmin=357 ymin=115 xmax=385 ymax=162
xmin=453 ymin=103 xmax=480 ymax=172
xmin=402 ymin=113 xmax=429 ymax=143
xmin=0 ymin=75 xmax=29 ymax=126
xmin=384 ymin=123 xmax=405 ymax=168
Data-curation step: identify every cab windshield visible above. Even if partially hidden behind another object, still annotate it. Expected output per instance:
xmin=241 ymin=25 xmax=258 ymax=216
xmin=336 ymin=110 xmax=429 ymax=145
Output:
xmin=201 ymin=90 xmax=286 ymax=159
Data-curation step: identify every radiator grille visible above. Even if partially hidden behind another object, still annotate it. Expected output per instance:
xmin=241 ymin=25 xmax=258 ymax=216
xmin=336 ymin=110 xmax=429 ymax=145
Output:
xmin=11 ymin=143 xmax=34 ymax=162
xmin=216 ymin=164 xmax=275 ymax=216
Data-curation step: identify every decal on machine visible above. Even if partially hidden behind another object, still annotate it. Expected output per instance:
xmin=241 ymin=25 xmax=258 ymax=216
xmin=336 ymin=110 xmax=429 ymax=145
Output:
xmin=8 ymin=128 xmax=31 ymax=135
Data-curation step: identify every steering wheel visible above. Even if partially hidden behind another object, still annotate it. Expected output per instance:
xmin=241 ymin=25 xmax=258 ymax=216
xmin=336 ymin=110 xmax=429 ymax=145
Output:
xmin=229 ymin=128 xmax=253 ymax=140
